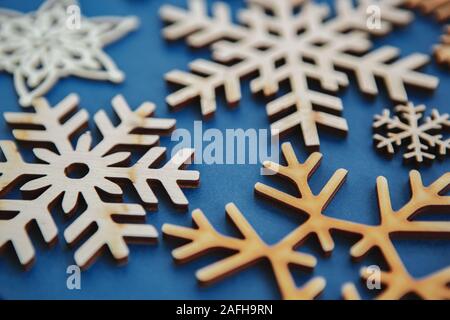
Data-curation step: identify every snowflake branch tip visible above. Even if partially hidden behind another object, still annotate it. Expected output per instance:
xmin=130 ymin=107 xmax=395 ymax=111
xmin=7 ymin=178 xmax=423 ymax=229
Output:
xmin=165 ymin=145 xmax=449 ymax=299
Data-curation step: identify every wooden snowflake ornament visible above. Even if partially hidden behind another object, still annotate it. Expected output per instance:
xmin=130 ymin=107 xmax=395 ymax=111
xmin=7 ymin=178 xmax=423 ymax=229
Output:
xmin=0 ymin=94 xmax=200 ymax=269
xmin=164 ymin=143 xmax=450 ymax=300
xmin=161 ymin=0 xmax=438 ymax=149
xmin=406 ymin=0 xmax=450 ymax=21
xmin=373 ymin=102 xmax=449 ymax=163
xmin=0 ymin=0 xmax=138 ymax=106
xmin=435 ymin=26 xmax=450 ymax=66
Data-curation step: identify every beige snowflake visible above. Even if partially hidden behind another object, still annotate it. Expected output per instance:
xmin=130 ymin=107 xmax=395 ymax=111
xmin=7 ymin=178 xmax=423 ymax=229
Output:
xmin=161 ymin=0 xmax=438 ymax=149
xmin=373 ymin=102 xmax=449 ymax=163
xmin=164 ymin=142 xmax=450 ymax=299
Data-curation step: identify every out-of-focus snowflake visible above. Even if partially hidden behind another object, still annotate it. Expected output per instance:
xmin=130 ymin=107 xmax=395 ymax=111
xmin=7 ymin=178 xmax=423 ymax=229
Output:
xmin=0 ymin=94 xmax=199 ymax=269
xmin=161 ymin=0 xmax=439 ymax=149
xmin=373 ymin=103 xmax=449 ymax=163
xmin=0 ymin=0 xmax=138 ymax=106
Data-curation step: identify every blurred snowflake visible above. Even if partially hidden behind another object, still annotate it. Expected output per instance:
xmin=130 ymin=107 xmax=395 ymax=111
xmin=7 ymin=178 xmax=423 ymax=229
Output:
xmin=0 ymin=0 xmax=138 ymax=106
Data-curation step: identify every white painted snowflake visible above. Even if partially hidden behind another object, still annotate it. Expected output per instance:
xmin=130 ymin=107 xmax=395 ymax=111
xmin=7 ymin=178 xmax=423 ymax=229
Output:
xmin=0 ymin=94 xmax=200 ymax=269
xmin=373 ymin=103 xmax=449 ymax=162
xmin=0 ymin=0 xmax=138 ymax=106
xmin=161 ymin=0 xmax=439 ymax=149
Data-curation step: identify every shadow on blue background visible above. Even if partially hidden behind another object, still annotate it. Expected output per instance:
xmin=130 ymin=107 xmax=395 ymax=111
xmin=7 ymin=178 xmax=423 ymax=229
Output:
xmin=0 ymin=0 xmax=448 ymax=299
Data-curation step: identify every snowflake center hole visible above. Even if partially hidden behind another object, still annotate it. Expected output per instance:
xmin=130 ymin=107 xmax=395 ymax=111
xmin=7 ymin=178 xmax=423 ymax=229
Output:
xmin=65 ymin=163 xmax=90 ymax=179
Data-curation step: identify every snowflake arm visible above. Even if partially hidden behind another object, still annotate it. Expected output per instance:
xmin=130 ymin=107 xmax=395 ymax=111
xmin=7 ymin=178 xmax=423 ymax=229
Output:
xmin=373 ymin=103 xmax=449 ymax=162
xmin=405 ymin=0 xmax=450 ymax=21
xmin=165 ymin=142 xmax=450 ymax=299
xmin=0 ymin=0 xmax=138 ymax=106
xmin=344 ymin=171 xmax=450 ymax=300
xmin=260 ymin=143 xmax=450 ymax=299
xmin=125 ymin=147 xmax=199 ymax=210
xmin=333 ymin=47 xmax=438 ymax=102
xmin=334 ymin=0 xmax=413 ymax=35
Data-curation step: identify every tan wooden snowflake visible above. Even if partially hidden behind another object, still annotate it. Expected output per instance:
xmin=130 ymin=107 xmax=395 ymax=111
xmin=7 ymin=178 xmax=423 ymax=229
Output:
xmin=161 ymin=0 xmax=438 ymax=149
xmin=373 ymin=102 xmax=449 ymax=163
xmin=406 ymin=0 xmax=450 ymax=21
xmin=163 ymin=142 xmax=450 ymax=300
xmin=435 ymin=26 xmax=450 ymax=66
xmin=0 ymin=94 xmax=200 ymax=269
xmin=0 ymin=0 xmax=138 ymax=106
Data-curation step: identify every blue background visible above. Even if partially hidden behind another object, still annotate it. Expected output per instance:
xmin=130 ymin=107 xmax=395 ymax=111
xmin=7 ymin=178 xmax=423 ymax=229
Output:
xmin=0 ymin=0 xmax=448 ymax=300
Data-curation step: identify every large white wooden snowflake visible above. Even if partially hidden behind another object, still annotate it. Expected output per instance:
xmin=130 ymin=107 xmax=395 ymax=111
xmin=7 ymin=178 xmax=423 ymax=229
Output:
xmin=373 ymin=103 xmax=449 ymax=162
xmin=161 ymin=0 xmax=439 ymax=149
xmin=0 ymin=94 xmax=200 ymax=269
xmin=0 ymin=0 xmax=138 ymax=106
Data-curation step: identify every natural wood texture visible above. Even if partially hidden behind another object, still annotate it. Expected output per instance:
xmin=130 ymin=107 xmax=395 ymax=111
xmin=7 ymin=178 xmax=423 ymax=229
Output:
xmin=405 ymin=0 xmax=450 ymax=65
xmin=373 ymin=102 xmax=449 ymax=163
xmin=435 ymin=26 xmax=450 ymax=66
xmin=161 ymin=0 xmax=438 ymax=149
xmin=406 ymin=0 xmax=450 ymax=21
xmin=0 ymin=94 xmax=199 ymax=269
xmin=163 ymin=203 xmax=324 ymax=300
xmin=0 ymin=0 xmax=138 ymax=106
xmin=164 ymin=142 xmax=450 ymax=300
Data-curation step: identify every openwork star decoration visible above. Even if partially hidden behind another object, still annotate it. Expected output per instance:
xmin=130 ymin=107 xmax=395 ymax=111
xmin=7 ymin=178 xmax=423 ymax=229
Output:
xmin=0 ymin=0 xmax=138 ymax=106
xmin=373 ymin=103 xmax=449 ymax=163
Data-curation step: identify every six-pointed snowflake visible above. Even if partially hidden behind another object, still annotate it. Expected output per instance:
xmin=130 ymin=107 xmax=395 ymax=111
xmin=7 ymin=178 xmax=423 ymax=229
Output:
xmin=161 ymin=0 xmax=439 ymax=149
xmin=0 ymin=94 xmax=200 ymax=269
xmin=373 ymin=102 xmax=449 ymax=162
xmin=0 ymin=0 xmax=138 ymax=106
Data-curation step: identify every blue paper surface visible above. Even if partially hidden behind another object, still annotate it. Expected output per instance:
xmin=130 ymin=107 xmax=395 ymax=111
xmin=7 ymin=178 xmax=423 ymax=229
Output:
xmin=0 ymin=0 xmax=448 ymax=300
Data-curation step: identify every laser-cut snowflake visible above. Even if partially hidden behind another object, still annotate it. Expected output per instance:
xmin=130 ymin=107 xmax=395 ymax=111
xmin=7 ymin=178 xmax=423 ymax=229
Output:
xmin=373 ymin=102 xmax=449 ymax=163
xmin=164 ymin=142 xmax=450 ymax=300
xmin=161 ymin=0 xmax=439 ymax=149
xmin=406 ymin=0 xmax=450 ymax=21
xmin=0 ymin=0 xmax=138 ymax=106
xmin=0 ymin=94 xmax=200 ymax=269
